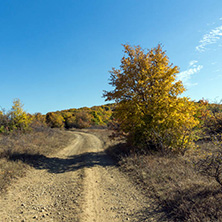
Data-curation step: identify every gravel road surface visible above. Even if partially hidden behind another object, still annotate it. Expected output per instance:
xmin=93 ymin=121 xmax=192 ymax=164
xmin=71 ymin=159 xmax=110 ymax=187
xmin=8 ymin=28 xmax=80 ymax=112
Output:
xmin=0 ymin=131 xmax=165 ymax=221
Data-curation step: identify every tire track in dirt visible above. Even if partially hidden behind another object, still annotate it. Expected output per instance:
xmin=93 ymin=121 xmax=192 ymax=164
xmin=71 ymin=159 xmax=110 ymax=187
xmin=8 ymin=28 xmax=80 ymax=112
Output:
xmin=78 ymin=131 xmax=166 ymax=222
xmin=0 ymin=133 xmax=85 ymax=221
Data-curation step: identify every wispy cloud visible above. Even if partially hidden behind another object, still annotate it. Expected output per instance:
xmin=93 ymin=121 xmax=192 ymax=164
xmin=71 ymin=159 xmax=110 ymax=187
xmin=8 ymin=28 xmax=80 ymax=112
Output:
xmin=214 ymin=69 xmax=221 ymax=73
xmin=178 ymin=61 xmax=203 ymax=86
xmin=196 ymin=25 xmax=222 ymax=52
xmin=207 ymin=22 xmax=216 ymax=26
xmin=189 ymin=60 xmax=198 ymax=67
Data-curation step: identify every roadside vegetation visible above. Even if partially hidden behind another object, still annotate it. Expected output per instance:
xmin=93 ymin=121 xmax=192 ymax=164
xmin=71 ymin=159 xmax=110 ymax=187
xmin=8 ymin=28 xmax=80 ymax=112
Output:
xmin=45 ymin=104 xmax=114 ymax=129
xmin=0 ymin=98 xmax=114 ymax=193
xmin=104 ymin=44 xmax=222 ymax=221
xmin=1 ymin=43 xmax=222 ymax=221
xmin=0 ymin=99 xmax=74 ymax=193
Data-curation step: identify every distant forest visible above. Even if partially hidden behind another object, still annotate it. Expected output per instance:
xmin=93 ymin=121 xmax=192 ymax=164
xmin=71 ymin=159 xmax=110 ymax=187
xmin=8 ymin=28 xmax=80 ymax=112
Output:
xmin=45 ymin=104 xmax=114 ymax=129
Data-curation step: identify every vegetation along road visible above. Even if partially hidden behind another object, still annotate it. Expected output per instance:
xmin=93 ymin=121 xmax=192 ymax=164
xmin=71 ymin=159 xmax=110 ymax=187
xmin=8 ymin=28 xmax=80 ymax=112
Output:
xmin=0 ymin=130 xmax=165 ymax=222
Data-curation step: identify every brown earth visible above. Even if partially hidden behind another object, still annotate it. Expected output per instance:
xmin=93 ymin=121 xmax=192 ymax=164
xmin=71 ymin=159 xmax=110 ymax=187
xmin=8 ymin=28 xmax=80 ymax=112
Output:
xmin=0 ymin=130 xmax=166 ymax=222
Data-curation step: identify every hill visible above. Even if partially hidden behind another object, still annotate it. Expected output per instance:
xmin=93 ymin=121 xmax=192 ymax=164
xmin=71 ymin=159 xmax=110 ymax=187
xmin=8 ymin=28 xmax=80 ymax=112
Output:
xmin=45 ymin=103 xmax=115 ymax=129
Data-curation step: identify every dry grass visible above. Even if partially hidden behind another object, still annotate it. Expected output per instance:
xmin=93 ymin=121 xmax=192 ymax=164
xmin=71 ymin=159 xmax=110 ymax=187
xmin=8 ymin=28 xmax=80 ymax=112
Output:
xmin=0 ymin=128 xmax=74 ymax=193
xmin=106 ymin=140 xmax=222 ymax=221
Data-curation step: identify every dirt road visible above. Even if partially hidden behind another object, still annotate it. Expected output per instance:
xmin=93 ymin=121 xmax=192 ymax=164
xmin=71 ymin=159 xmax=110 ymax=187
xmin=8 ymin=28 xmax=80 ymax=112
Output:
xmin=0 ymin=131 xmax=165 ymax=221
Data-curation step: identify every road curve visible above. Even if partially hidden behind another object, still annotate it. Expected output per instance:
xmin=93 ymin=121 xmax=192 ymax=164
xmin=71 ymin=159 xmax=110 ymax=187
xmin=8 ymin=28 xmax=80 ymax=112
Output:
xmin=0 ymin=131 xmax=164 ymax=222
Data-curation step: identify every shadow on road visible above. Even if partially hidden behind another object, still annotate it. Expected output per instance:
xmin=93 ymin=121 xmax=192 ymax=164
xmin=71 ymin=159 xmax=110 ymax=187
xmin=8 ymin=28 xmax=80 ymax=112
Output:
xmin=9 ymin=151 xmax=115 ymax=174
xmin=128 ymin=205 xmax=168 ymax=222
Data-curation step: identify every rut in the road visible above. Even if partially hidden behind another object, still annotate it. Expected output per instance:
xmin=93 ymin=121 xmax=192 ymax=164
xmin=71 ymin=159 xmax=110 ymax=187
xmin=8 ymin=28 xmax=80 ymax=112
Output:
xmin=0 ymin=131 xmax=166 ymax=222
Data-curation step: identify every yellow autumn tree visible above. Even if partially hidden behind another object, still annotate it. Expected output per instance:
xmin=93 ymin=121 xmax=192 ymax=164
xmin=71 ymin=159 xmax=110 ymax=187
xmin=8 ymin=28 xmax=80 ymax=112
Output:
xmin=9 ymin=99 xmax=32 ymax=132
xmin=104 ymin=44 xmax=199 ymax=153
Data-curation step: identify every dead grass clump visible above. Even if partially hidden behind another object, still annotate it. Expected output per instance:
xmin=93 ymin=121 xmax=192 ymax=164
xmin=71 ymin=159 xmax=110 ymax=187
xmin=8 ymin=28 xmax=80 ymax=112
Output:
xmin=161 ymin=184 xmax=222 ymax=222
xmin=0 ymin=158 xmax=27 ymax=192
xmin=0 ymin=128 xmax=72 ymax=157
xmin=0 ymin=128 xmax=73 ymax=193
xmin=107 ymin=142 xmax=222 ymax=221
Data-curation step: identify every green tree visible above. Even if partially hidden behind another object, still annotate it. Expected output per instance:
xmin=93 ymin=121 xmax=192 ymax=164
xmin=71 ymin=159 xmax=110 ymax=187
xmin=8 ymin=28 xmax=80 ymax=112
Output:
xmin=103 ymin=44 xmax=199 ymax=153
xmin=91 ymin=110 xmax=102 ymax=125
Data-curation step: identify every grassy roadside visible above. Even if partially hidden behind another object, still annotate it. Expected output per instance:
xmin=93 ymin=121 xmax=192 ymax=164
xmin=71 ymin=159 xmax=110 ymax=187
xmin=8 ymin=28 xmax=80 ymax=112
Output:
xmin=0 ymin=128 xmax=74 ymax=193
xmin=106 ymin=140 xmax=222 ymax=222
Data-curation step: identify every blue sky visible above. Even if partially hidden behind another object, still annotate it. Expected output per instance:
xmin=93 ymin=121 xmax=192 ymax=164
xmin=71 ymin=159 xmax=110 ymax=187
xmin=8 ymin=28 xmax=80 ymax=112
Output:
xmin=0 ymin=0 xmax=222 ymax=114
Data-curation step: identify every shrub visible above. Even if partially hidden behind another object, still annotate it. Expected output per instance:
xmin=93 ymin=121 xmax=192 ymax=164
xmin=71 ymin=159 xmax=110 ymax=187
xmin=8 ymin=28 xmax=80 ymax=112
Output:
xmin=0 ymin=110 xmax=10 ymax=133
xmin=46 ymin=112 xmax=65 ymax=128
xmin=74 ymin=110 xmax=91 ymax=128
xmin=195 ymin=137 xmax=222 ymax=188
xmin=65 ymin=115 xmax=76 ymax=128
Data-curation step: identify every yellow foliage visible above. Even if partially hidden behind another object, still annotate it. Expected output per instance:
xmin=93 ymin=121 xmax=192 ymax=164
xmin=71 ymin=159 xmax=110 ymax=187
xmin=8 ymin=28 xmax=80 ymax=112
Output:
xmin=46 ymin=112 xmax=64 ymax=128
xmin=9 ymin=99 xmax=32 ymax=132
xmin=104 ymin=44 xmax=199 ymax=153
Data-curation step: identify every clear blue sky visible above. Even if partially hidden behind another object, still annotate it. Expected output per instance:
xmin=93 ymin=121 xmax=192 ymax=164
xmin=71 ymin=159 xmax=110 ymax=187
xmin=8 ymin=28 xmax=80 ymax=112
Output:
xmin=0 ymin=0 xmax=222 ymax=114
